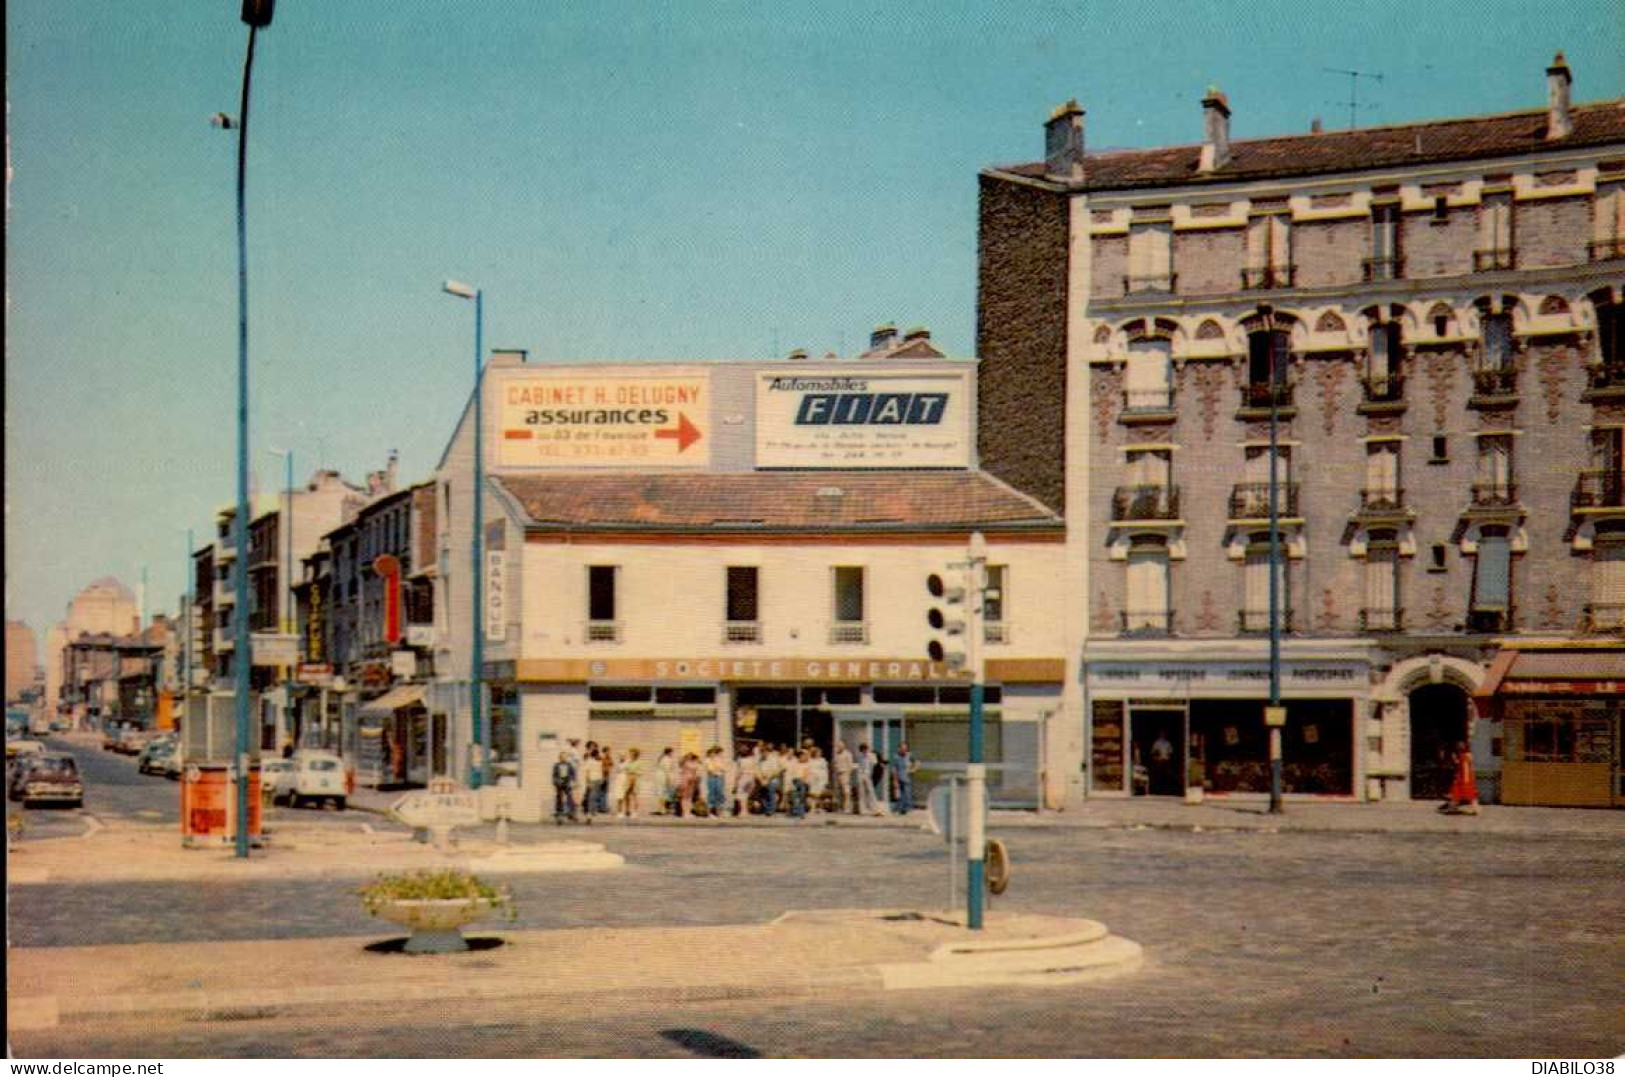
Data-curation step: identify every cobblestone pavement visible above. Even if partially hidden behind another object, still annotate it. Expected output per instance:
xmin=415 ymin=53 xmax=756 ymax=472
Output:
xmin=10 ymin=823 xmax=1623 ymax=1057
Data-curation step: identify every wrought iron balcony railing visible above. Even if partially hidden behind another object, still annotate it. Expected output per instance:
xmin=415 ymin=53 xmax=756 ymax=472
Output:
xmin=1112 ymin=484 xmax=1181 ymax=520
xmin=1473 ymin=248 xmax=1515 ymax=271
xmin=1359 ymin=607 xmax=1404 ymax=631
xmin=1584 ymin=603 xmax=1625 ymax=632
xmin=723 ymin=621 xmax=762 ymax=644
xmin=1572 ymin=469 xmax=1625 ymax=510
xmin=828 ymin=622 xmax=869 ymax=645
xmin=585 ymin=620 xmax=622 ymax=643
xmin=1362 ymin=255 xmax=1403 ymax=281
xmin=1359 ymin=488 xmax=1405 ymax=513
xmin=1123 ymin=273 xmax=1177 ymax=294
xmin=1238 ymin=382 xmax=1294 ymax=410
xmin=1122 ymin=388 xmax=1174 ymax=412
xmin=1471 ymin=368 xmax=1518 ymax=397
xmin=1238 ymin=609 xmax=1294 ymax=633
xmin=1240 ymin=265 xmax=1296 ymax=290
xmin=1360 ymin=374 xmax=1405 ymax=403
xmin=1470 ymin=482 xmax=1519 ymax=508
xmin=1584 ymin=363 xmax=1625 ymax=392
xmin=1120 ymin=610 xmax=1174 ymax=636
xmin=1229 ymin=482 xmax=1300 ymax=519
xmin=1588 ymin=238 xmax=1625 ymax=262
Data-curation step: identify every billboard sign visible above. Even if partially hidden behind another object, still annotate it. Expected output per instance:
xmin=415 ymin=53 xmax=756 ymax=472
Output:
xmin=756 ymin=368 xmax=969 ymax=468
xmin=497 ymin=374 xmax=710 ymax=468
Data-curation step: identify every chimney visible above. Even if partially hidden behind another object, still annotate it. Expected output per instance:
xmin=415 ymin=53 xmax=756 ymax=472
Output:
xmin=1199 ymin=86 xmax=1231 ymax=173
xmin=1310 ymin=116 xmax=1323 ymax=134
xmin=869 ymin=323 xmax=898 ymax=352
xmin=1044 ymin=99 xmax=1086 ymax=182
xmin=1546 ymin=51 xmax=1572 ymax=140
xmin=902 ymin=326 xmax=931 ymax=344
xmin=385 ymin=449 xmax=399 ymax=493
xmin=786 ymin=348 xmax=809 ymax=361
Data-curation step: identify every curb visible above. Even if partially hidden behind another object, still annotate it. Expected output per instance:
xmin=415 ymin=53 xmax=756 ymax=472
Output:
xmin=7 ymin=914 xmax=1141 ymax=1030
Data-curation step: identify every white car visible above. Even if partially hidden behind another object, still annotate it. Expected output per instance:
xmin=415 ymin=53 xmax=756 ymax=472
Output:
xmin=285 ymin=751 xmax=347 ymax=810
xmin=260 ymin=758 xmax=296 ymax=803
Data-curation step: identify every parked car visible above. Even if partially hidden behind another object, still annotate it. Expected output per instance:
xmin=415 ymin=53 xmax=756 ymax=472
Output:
xmin=101 ymin=724 xmax=134 ymax=751
xmin=285 ymin=750 xmax=347 ymax=810
xmin=6 ymin=739 xmax=46 ymax=766
xmin=260 ymin=758 xmax=295 ymax=803
xmin=137 ymin=737 xmax=176 ymax=775
xmin=13 ymin=753 xmax=84 ymax=808
xmin=160 ymin=746 xmax=185 ymax=780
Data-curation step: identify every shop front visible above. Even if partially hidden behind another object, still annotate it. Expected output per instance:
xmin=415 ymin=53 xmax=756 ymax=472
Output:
xmin=357 ymin=683 xmax=429 ymax=789
xmin=513 ymin=656 xmax=1063 ymax=810
xmin=1476 ymin=646 xmax=1624 ymax=808
xmin=1084 ymin=650 xmax=1373 ymax=800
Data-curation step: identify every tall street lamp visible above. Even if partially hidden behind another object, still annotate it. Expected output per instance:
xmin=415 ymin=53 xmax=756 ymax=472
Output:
xmin=443 ymin=279 xmax=489 ymax=789
xmin=222 ymin=0 xmax=275 ymax=858
xmin=1266 ymin=315 xmax=1287 ymax=815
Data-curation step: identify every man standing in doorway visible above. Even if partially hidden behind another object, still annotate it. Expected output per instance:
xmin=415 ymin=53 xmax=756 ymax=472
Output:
xmin=1150 ymin=729 xmax=1176 ymax=796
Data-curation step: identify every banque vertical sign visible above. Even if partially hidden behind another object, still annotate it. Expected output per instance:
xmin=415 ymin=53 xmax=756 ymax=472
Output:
xmin=756 ymin=368 xmax=969 ymax=468
xmin=498 ymin=373 xmax=710 ymax=468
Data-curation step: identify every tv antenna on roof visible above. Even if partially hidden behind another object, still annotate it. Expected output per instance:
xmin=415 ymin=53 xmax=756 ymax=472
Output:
xmin=1323 ymin=67 xmax=1384 ymax=129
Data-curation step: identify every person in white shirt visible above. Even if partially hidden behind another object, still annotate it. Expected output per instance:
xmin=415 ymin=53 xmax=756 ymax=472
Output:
xmin=758 ymin=745 xmax=784 ymax=815
xmin=580 ymin=748 xmax=605 ymax=824
xmin=733 ymin=746 xmax=756 ymax=817
xmin=654 ymin=748 xmax=677 ymax=815
xmin=832 ymin=741 xmax=857 ymax=814
xmin=807 ymin=746 xmax=830 ymax=813
xmin=855 ymin=743 xmax=880 ymax=815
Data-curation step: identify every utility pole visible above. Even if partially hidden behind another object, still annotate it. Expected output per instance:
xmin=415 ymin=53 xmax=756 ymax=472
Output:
xmin=1266 ymin=322 xmax=1286 ymax=815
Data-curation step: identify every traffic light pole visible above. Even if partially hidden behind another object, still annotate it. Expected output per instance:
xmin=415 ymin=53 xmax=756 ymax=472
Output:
xmin=965 ymin=531 xmax=987 ymax=931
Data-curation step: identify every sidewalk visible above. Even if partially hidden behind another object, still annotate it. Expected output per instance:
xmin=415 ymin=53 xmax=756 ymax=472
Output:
xmin=5 ymin=817 xmax=623 ymax=886
xmin=349 ymin=784 xmax=1624 ymax=838
xmin=6 ymin=908 xmax=1142 ymax=1031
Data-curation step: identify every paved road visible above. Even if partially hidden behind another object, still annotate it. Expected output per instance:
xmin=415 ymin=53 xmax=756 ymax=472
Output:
xmin=9 ymin=820 xmax=1623 ymax=1056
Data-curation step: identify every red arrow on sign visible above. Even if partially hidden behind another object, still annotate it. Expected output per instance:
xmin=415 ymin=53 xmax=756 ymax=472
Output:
xmin=654 ymin=412 xmax=703 ymax=453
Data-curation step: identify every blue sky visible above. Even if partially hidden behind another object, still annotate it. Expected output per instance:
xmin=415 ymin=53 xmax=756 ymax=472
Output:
xmin=6 ymin=0 xmax=1622 ymax=647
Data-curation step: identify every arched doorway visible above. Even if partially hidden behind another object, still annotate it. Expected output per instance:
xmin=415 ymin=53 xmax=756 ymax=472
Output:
xmin=1408 ymin=682 xmax=1470 ymax=799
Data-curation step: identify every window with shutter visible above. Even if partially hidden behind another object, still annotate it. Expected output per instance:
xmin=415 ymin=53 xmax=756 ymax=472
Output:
xmin=1125 ymin=537 xmax=1169 ymax=631
xmin=1591 ymin=535 xmax=1625 ymax=629
xmin=1472 ymin=533 xmax=1512 ymax=613
xmin=1125 ymin=341 xmax=1173 ymax=408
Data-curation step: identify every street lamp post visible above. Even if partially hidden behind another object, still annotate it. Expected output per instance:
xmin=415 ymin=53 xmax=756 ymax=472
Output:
xmin=224 ymin=0 xmax=275 ymax=858
xmin=1267 ymin=325 xmax=1286 ymax=816
xmin=443 ymin=280 xmax=489 ymax=789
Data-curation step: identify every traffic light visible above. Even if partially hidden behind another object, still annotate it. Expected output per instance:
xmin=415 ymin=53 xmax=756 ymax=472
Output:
xmin=926 ymin=568 xmax=968 ymax=670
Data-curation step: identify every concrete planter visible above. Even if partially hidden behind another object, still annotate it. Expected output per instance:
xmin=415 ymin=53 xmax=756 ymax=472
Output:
xmin=372 ymin=897 xmax=501 ymax=953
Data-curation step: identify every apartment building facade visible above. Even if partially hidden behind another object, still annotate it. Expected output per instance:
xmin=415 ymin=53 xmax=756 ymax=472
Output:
xmin=978 ymin=55 xmax=1625 ymax=805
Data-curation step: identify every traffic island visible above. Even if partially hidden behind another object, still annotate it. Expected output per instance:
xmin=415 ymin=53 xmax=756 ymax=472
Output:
xmin=6 ymin=909 xmax=1142 ymax=1031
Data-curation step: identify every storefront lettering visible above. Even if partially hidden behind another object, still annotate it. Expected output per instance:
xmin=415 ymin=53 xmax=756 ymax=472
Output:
xmin=650 ymin=658 xmax=958 ymax=682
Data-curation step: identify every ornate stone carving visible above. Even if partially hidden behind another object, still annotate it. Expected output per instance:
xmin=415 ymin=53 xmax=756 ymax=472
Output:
xmin=1311 ymin=359 xmax=1347 ymax=437
xmin=1196 ymin=590 xmax=1220 ymax=633
xmin=1092 ymin=364 xmax=1124 ymax=444
xmin=1092 ymin=590 xmax=1117 ymax=634
xmin=1538 ymin=343 xmax=1570 ymax=424
xmin=1425 ymin=349 xmax=1460 ymax=429
xmin=1426 ymin=585 xmax=1452 ymax=630
xmin=1319 ymin=587 xmax=1339 ymax=632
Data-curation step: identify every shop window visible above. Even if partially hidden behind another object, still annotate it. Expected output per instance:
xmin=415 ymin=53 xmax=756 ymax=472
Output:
xmin=589 ymin=685 xmax=652 ymax=703
xmin=831 ymin=566 xmax=866 ymax=643
xmin=1469 ymin=528 xmax=1513 ymax=631
xmin=587 ymin=565 xmax=619 ymax=641
xmin=874 ymin=685 xmax=937 ymax=705
xmin=937 ymin=685 xmax=1002 ymax=705
xmin=725 ymin=566 xmax=760 ymax=643
xmin=488 ymin=683 xmax=519 ymax=771
xmin=655 ymin=686 xmax=717 ymax=705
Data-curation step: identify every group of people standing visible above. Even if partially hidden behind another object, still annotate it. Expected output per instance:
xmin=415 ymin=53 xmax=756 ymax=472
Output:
xmin=550 ymin=738 xmax=919 ymax=824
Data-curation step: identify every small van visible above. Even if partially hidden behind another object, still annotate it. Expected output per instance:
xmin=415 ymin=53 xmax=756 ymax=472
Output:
xmin=286 ymin=750 xmax=347 ymax=810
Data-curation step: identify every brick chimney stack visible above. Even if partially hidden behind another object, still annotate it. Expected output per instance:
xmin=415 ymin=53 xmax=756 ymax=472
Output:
xmin=1045 ymin=99 xmax=1086 ymax=182
xmin=1199 ymin=86 xmax=1231 ymax=173
xmin=1546 ymin=51 xmax=1573 ymax=140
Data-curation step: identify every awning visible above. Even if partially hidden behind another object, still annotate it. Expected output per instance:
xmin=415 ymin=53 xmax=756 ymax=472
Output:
xmin=358 ymin=684 xmax=427 ymax=715
xmin=1479 ymin=647 xmax=1625 ymax=698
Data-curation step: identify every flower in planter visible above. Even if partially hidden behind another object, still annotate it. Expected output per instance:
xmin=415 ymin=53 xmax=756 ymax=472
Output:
xmin=358 ymin=869 xmax=515 ymax=921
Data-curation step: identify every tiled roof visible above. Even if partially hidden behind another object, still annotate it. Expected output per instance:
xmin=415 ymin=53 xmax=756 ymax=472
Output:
xmin=994 ymin=101 xmax=1625 ymax=191
xmin=492 ymin=471 xmax=1061 ymax=531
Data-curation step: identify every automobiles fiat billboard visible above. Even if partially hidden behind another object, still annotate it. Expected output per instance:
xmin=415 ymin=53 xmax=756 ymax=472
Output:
xmin=755 ymin=368 xmax=970 ymax=468
xmin=497 ymin=374 xmax=710 ymax=468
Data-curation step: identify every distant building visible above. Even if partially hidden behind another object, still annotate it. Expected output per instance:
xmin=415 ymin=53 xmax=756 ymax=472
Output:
xmin=47 ymin=578 xmax=139 ymax=721
xmin=976 ymin=55 xmax=1625 ymax=806
xmin=6 ymin=621 xmax=39 ymax=704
